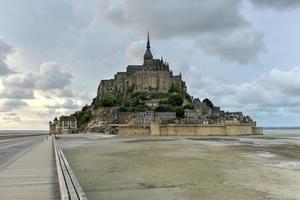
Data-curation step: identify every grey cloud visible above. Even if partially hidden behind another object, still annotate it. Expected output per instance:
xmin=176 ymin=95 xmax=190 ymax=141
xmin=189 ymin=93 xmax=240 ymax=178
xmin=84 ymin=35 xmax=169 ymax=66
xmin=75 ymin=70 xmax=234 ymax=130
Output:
xmin=0 ymin=73 xmax=36 ymax=99
xmin=52 ymin=88 xmax=75 ymax=98
xmin=251 ymin=0 xmax=300 ymax=9
xmin=0 ymin=38 xmax=14 ymax=76
xmin=0 ymin=88 xmax=34 ymax=99
xmin=45 ymin=99 xmax=80 ymax=110
xmin=2 ymin=73 xmax=36 ymax=89
xmin=0 ymin=61 xmax=14 ymax=76
xmin=0 ymin=38 xmax=12 ymax=59
xmin=233 ymin=83 xmax=268 ymax=105
xmin=99 ymin=0 xmax=248 ymax=38
xmin=184 ymin=65 xmax=236 ymax=99
xmin=93 ymin=60 xmax=115 ymax=69
xmin=60 ymin=99 xmax=80 ymax=110
xmin=35 ymin=62 xmax=75 ymax=98
xmin=196 ymin=29 xmax=265 ymax=64
xmin=99 ymin=0 xmax=264 ymax=64
xmin=38 ymin=109 xmax=60 ymax=117
xmin=188 ymin=66 xmax=300 ymax=114
xmin=258 ymin=68 xmax=300 ymax=96
xmin=36 ymin=62 xmax=73 ymax=90
xmin=0 ymin=99 xmax=28 ymax=112
xmin=0 ymin=0 xmax=93 ymax=51
xmin=0 ymin=61 xmax=74 ymax=99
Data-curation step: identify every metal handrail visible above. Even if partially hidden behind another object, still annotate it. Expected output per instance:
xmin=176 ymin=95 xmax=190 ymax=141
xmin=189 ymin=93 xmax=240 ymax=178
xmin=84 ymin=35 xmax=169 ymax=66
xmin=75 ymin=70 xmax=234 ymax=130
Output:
xmin=53 ymin=135 xmax=87 ymax=200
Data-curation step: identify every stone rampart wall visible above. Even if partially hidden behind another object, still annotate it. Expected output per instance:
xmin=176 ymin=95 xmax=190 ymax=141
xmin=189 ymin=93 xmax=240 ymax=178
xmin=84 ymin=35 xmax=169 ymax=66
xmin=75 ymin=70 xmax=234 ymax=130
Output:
xmin=253 ymin=127 xmax=263 ymax=135
xmin=117 ymin=122 xmax=263 ymax=136
xmin=159 ymin=124 xmax=225 ymax=136
xmin=118 ymin=126 xmax=150 ymax=136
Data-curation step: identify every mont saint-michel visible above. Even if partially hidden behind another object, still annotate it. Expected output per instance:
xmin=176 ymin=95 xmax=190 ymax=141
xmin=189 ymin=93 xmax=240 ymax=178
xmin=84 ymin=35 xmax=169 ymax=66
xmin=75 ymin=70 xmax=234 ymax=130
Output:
xmin=49 ymin=33 xmax=262 ymax=136
xmin=3 ymin=1 xmax=300 ymax=200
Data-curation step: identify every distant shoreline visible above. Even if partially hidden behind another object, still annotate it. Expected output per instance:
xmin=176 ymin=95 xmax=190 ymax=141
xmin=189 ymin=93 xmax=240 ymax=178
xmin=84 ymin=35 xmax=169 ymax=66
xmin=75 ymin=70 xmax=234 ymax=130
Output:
xmin=1 ymin=128 xmax=300 ymax=132
xmin=263 ymin=127 xmax=300 ymax=130
xmin=0 ymin=130 xmax=49 ymax=137
xmin=0 ymin=130 xmax=48 ymax=132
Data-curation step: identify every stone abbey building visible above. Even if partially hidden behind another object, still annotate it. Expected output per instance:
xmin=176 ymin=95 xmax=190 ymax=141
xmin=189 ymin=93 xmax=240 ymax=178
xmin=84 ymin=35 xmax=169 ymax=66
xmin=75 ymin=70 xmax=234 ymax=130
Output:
xmin=96 ymin=33 xmax=187 ymax=101
xmin=49 ymin=33 xmax=262 ymax=136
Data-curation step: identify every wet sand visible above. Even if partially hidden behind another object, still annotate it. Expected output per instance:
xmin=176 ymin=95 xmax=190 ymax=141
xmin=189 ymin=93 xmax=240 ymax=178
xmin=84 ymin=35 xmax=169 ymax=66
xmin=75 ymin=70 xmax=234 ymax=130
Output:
xmin=57 ymin=133 xmax=300 ymax=200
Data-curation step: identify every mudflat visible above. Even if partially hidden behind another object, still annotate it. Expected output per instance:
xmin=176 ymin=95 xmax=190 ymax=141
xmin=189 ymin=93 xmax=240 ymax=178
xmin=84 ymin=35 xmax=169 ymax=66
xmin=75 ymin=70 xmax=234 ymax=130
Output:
xmin=57 ymin=133 xmax=300 ymax=200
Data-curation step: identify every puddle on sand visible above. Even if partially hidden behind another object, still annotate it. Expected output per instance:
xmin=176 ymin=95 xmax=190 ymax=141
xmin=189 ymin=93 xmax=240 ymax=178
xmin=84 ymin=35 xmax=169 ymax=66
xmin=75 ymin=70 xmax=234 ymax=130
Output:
xmin=269 ymin=161 xmax=300 ymax=170
xmin=257 ymin=152 xmax=274 ymax=158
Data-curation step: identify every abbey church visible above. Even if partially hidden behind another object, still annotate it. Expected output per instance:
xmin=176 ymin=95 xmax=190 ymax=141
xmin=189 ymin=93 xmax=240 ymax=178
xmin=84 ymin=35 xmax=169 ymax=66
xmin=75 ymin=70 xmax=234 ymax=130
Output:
xmin=96 ymin=33 xmax=187 ymax=101
xmin=50 ymin=33 xmax=262 ymax=136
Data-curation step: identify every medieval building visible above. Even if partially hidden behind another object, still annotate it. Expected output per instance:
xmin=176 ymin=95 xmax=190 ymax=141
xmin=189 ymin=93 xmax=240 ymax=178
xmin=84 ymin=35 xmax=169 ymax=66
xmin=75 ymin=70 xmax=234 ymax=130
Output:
xmin=49 ymin=115 xmax=77 ymax=134
xmin=96 ymin=33 xmax=187 ymax=101
xmin=50 ymin=33 xmax=262 ymax=136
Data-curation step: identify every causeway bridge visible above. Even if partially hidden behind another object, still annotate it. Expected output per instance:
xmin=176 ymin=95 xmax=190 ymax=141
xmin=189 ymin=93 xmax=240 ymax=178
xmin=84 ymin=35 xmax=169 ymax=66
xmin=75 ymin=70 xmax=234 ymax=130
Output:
xmin=0 ymin=134 xmax=86 ymax=200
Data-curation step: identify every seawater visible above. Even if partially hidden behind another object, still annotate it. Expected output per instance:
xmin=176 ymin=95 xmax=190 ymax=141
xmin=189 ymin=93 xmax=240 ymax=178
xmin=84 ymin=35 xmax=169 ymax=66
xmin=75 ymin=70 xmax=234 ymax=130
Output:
xmin=0 ymin=130 xmax=48 ymax=137
xmin=263 ymin=128 xmax=300 ymax=135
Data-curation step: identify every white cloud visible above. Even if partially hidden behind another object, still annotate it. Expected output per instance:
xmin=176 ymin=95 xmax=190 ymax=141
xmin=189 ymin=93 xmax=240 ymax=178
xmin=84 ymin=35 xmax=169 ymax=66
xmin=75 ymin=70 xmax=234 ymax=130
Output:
xmin=125 ymin=40 xmax=145 ymax=64
xmin=258 ymin=68 xmax=300 ymax=96
xmin=0 ymin=38 xmax=15 ymax=76
xmin=189 ymin=67 xmax=300 ymax=114
xmin=2 ymin=113 xmax=21 ymax=123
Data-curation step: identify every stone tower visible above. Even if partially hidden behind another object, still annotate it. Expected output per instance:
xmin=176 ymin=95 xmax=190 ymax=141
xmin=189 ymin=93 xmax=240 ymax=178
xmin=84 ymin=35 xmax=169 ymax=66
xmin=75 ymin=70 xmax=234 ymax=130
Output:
xmin=144 ymin=32 xmax=153 ymax=61
xmin=96 ymin=33 xmax=187 ymax=102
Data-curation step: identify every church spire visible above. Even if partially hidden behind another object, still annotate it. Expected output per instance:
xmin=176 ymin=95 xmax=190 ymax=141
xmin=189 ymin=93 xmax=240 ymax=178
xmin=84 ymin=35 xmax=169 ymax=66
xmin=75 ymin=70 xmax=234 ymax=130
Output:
xmin=147 ymin=31 xmax=150 ymax=49
xmin=144 ymin=31 xmax=153 ymax=60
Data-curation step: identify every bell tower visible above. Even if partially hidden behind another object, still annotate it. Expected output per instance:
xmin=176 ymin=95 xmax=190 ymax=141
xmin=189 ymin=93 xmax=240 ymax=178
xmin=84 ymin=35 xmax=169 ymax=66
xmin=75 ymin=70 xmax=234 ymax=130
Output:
xmin=143 ymin=31 xmax=153 ymax=61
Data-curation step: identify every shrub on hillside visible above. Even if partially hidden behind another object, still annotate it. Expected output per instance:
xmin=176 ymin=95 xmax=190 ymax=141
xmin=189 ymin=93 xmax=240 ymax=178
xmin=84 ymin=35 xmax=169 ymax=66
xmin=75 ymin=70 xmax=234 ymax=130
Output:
xmin=168 ymin=93 xmax=183 ymax=106
xmin=100 ymin=95 xmax=116 ymax=107
xmin=203 ymin=98 xmax=213 ymax=108
xmin=172 ymin=106 xmax=185 ymax=118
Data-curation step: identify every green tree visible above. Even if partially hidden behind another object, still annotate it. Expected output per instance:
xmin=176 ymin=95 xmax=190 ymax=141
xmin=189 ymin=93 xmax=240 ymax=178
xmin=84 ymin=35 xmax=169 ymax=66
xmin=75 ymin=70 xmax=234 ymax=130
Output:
xmin=203 ymin=98 xmax=213 ymax=108
xmin=82 ymin=104 xmax=89 ymax=112
xmin=123 ymin=99 xmax=131 ymax=107
xmin=169 ymin=83 xmax=182 ymax=93
xmin=172 ymin=106 xmax=185 ymax=118
xmin=168 ymin=93 xmax=183 ymax=106
xmin=82 ymin=110 xmax=92 ymax=123
xmin=100 ymin=95 xmax=116 ymax=107
xmin=135 ymin=105 xmax=147 ymax=112
xmin=72 ymin=109 xmax=92 ymax=131
xmin=155 ymin=104 xmax=172 ymax=112
xmin=184 ymin=103 xmax=194 ymax=109
xmin=127 ymin=85 xmax=134 ymax=94
xmin=185 ymin=93 xmax=193 ymax=102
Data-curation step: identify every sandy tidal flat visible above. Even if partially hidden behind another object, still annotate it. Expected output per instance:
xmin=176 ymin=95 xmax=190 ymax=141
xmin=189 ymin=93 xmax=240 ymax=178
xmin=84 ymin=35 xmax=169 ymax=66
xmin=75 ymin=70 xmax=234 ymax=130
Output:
xmin=57 ymin=133 xmax=300 ymax=200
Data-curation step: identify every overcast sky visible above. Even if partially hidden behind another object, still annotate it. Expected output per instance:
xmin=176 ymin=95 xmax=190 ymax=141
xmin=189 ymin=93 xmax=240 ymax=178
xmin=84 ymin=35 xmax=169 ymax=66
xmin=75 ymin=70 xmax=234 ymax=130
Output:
xmin=0 ymin=0 xmax=300 ymax=129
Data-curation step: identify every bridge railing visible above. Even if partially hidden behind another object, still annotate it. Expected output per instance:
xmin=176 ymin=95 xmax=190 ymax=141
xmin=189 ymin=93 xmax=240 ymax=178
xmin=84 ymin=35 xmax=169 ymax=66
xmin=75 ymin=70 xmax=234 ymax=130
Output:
xmin=53 ymin=135 xmax=87 ymax=200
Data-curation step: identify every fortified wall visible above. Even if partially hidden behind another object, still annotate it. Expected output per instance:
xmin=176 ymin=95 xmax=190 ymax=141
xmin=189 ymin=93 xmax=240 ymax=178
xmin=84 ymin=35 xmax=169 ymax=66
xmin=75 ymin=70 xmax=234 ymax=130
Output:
xmin=118 ymin=121 xmax=263 ymax=136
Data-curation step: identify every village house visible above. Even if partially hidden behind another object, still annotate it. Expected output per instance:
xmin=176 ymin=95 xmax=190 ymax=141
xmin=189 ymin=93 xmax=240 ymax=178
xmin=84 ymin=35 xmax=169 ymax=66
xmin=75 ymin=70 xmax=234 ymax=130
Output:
xmin=49 ymin=115 xmax=77 ymax=134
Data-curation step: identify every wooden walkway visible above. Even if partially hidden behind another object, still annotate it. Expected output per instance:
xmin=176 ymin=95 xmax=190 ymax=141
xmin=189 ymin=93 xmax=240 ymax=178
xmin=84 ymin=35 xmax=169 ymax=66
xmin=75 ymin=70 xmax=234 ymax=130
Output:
xmin=0 ymin=136 xmax=61 ymax=199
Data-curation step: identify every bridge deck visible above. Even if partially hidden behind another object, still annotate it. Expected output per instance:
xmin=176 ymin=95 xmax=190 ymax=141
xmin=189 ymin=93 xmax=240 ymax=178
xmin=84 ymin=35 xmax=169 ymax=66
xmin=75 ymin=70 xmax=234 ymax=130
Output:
xmin=0 ymin=136 xmax=61 ymax=199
